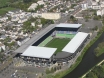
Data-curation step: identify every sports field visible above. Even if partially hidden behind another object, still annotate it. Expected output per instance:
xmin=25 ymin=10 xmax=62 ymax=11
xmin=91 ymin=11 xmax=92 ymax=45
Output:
xmin=45 ymin=38 xmax=70 ymax=54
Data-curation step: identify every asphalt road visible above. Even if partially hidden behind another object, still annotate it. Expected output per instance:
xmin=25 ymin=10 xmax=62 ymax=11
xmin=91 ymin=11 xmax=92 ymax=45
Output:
xmin=55 ymin=5 xmax=82 ymax=24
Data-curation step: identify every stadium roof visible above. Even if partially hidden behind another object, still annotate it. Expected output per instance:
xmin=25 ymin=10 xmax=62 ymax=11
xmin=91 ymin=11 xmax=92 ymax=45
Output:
xmin=21 ymin=46 xmax=57 ymax=59
xmin=14 ymin=24 xmax=56 ymax=53
xmin=62 ymin=32 xmax=89 ymax=53
xmin=56 ymin=23 xmax=82 ymax=28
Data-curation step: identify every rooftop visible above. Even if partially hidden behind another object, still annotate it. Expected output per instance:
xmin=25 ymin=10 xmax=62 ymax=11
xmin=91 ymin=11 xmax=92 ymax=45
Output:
xmin=62 ymin=32 xmax=89 ymax=53
xmin=21 ymin=46 xmax=57 ymax=59
xmin=56 ymin=23 xmax=82 ymax=28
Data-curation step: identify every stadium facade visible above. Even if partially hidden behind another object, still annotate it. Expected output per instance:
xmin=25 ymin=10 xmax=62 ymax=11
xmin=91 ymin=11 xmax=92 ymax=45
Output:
xmin=14 ymin=23 xmax=89 ymax=64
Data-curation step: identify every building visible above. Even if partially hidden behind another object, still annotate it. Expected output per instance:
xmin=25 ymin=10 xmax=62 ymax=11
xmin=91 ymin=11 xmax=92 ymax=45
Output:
xmin=101 ymin=3 xmax=104 ymax=7
xmin=28 ymin=3 xmax=38 ymax=11
xmin=92 ymin=5 xmax=101 ymax=9
xmin=81 ymin=3 xmax=89 ymax=10
xmin=0 ymin=16 xmax=8 ymax=22
xmin=96 ymin=7 xmax=104 ymax=16
xmin=37 ymin=1 xmax=45 ymax=5
xmin=0 ymin=43 xmax=5 ymax=52
xmin=11 ymin=16 xmax=19 ymax=22
xmin=14 ymin=24 xmax=90 ymax=65
xmin=41 ymin=13 xmax=61 ymax=20
xmin=21 ymin=46 xmax=57 ymax=62
xmin=16 ymin=37 xmax=30 ymax=46
xmin=81 ymin=0 xmax=102 ymax=10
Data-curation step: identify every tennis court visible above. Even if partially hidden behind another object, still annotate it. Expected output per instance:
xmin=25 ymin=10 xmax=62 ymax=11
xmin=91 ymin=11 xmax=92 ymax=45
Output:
xmin=45 ymin=38 xmax=70 ymax=54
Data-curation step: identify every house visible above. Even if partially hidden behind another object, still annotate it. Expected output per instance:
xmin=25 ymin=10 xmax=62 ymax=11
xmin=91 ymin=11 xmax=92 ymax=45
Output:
xmin=25 ymin=13 xmax=32 ymax=19
xmin=8 ymin=9 xmax=22 ymax=14
xmin=0 ymin=24 xmax=2 ymax=27
xmin=92 ymin=1 xmax=98 ymax=6
xmin=0 ymin=16 xmax=8 ymax=22
xmin=31 ymin=22 xmax=35 ymax=26
xmin=16 ymin=37 xmax=30 ymax=46
xmin=101 ymin=3 xmax=104 ymax=8
xmin=32 ymin=13 xmax=41 ymax=18
xmin=38 ymin=24 xmax=42 ymax=28
xmin=92 ymin=5 xmax=101 ymax=9
xmin=11 ymin=16 xmax=19 ymax=22
xmin=37 ymin=1 xmax=45 ymax=5
xmin=0 ymin=35 xmax=6 ymax=40
xmin=81 ymin=3 xmax=89 ymax=10
xmin=97 ymin=8 xmax=104 ymax=16
xmin=18 ymin=17 xmax=27 ymax=23
xmin=0 ymin=42 xmax=5 ymax=52
xmin=81 ymin=0 xmax=102 ymax=10
xmin=95 ymin=0 xmax=99 ymax=2
xmin=28 ymin=3 xmax=38 ymax=10
xmin=101 ymin=0 xmax=104 ymax=4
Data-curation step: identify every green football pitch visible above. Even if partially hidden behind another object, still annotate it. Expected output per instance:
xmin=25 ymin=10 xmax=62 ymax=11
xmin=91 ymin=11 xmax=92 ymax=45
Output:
xmin=45 ymin=38 xmax=70 ymax=54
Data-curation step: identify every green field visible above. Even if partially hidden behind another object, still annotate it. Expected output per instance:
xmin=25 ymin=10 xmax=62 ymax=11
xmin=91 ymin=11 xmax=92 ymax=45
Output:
xmin=0 ymin=7 xmax=16 ymax=15
xmin=45 ymin=38 xmax=70 ymax=54
xmin=0 ymin=0 xmax=9 ymax=7
xmin=0 ymin=0 xmax=21 ymax=7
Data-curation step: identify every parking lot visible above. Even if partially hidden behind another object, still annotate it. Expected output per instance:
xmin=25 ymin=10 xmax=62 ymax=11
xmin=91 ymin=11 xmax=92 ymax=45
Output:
xmin=0 ymin=57 xmax=46 ymax=78
xmin=77 ymin=18 xmax=102 ymax=33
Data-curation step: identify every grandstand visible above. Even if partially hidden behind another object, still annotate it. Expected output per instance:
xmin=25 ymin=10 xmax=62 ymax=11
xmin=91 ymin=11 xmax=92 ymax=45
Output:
xmin=51 ymin=30 xmax=77 ymax=38
xmin=56 ymin=34 xmax=75 ymax=38
xmin=38 ymin=36 xmax=53 ymax=47
xmin=54 ymin=32 xmax=89 ymax=62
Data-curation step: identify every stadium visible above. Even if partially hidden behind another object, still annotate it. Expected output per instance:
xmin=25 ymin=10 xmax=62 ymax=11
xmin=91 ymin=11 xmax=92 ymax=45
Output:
xmin=14 ymin=23 xmax=89 ymax=66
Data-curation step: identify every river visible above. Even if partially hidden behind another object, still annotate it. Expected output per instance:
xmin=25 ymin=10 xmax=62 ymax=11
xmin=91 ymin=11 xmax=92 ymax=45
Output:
xmin=64 ymin=32 xmax=104 ymax=78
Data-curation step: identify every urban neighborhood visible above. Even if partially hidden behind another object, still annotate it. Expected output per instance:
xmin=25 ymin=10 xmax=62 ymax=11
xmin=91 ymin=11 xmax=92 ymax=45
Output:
xmin=0 ymin=0 xmax=104 ymax=78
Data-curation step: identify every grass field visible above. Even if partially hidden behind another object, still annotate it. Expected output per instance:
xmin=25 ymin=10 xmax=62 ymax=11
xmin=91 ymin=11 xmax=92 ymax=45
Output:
xmin=0 ymin=0 xmax=9 ymax=7
xmin=0 ymin=0 xmax=21 ymax=7
xmin=45 ymin=38 xmax=70 ymax=54
xmin=0 ymin=7 xmax=16 ymax=15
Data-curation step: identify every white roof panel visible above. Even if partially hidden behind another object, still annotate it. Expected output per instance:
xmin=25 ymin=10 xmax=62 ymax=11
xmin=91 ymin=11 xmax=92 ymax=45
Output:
xmin=21 ymin=46 xmax=57 ymax=59
xmin=62 ymin=32 xmax=88 ymax=53
xmin=56 ymin=23 xmax=82 ymax=28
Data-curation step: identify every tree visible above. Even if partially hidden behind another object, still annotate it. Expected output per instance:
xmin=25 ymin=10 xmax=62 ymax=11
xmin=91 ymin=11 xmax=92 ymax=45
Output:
xmin=70 ymin=15 xmax=75 ymax=20
xmin=93 ymin=12 xmax=97 ymax=16
xmin=92 ymin=26 xmax=98 ymax=31
xmin=51 ymin=67 xmax=54 ymax=73
xmin=69 ymin=15 xmax=78 ymax=23
xmin=46 ymin=68 xmax=50 ymax=74
xmin=93 ymin=16 xmax=99 ymax=20
xmin=23 ymin=0 xmax=32 ymax=3
xmin=84 ymin=16 xmax=89 ymax=22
